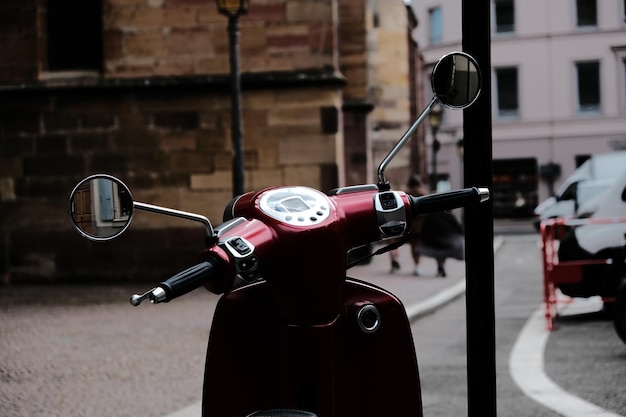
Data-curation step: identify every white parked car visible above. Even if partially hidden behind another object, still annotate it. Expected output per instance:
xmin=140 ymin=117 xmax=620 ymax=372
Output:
xmin=534 ymin=151 xmax=626 ymax=229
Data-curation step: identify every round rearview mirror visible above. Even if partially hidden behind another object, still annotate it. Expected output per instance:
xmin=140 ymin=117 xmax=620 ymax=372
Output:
xmin=69 ymin=174 xmax=134 ymax=241
xmin=431 ymin=52 xmax=481 ymax=109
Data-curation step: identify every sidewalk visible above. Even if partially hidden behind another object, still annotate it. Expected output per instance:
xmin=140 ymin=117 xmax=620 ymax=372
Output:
xmin=348 ymin=242 xmax=468 ymax=320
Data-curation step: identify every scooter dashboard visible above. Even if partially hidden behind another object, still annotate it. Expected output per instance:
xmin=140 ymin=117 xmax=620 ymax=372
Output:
xmin=258 ymin=186 xmax=332 ymax=227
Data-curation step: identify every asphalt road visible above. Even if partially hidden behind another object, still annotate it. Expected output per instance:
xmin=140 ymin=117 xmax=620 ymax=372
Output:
xmin=413 ymin=233 xmax=625 ymax=417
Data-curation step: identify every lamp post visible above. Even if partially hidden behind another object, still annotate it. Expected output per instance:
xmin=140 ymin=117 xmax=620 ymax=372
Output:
xmin=216 ymin=0 xmax=249 ymax=197
xmin=456 ymin=138 xmax=464 ymax=187
xmin=428 ymin=104 xmax=443 ymax=191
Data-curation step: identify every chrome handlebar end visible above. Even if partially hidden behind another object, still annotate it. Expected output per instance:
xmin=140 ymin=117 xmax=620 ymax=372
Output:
xmin=130 ymin=287 xmax=168 ymax=306
xmin=477 ymin=187 xmax=490 ymax=203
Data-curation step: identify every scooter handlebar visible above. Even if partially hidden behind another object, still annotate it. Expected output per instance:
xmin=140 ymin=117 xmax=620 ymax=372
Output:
xmin=409 ymin=187 xmax=489 ymax=215
xmin=130 ymin=257 xmax=224 ymax=306
xmin=129 ymin=186 xmax=490 ymax=306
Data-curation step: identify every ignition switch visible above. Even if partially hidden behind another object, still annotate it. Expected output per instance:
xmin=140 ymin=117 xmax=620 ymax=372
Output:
xmin=356 ymin=303 xmax=381 ymax=334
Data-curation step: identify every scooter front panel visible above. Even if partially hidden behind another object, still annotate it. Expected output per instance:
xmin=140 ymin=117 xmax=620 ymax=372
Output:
xmin=202 ymin=279 xmax=423 ymax=417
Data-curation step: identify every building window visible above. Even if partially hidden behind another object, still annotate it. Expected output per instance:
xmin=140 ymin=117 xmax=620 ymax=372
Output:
xmin=495 ymin=67 xmax=519 ymax=118
xmin=576 ymin=0 xmax=597 ymax=28
xmin=612 ymin=49 xmax=626 ymax=112
xmin=494 ymin=0 xmax=515 ymax=33
xmin=373 ymin=12 xmax=380 ymax=28
xmin=46 ymin=0 xmax=103 ymax=72
xmin=575 ymin=61 xmax=601 ymax=113
xmin=429 ymin=7 xmax=442 ymax=44
xmin=492 ymin=158 xmax=538 ymax=218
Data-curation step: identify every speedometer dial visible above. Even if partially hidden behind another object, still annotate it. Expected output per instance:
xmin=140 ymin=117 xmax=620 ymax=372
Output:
xmin=258 ymin=187 xmax=332 ymax=226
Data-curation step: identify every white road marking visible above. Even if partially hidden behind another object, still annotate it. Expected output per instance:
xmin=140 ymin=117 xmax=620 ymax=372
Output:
xmin=509 ymin=306 xmax=622 ymax=417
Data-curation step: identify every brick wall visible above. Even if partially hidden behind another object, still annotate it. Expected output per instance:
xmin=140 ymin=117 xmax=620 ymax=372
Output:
xmin=104 ymin=0 xmax=337 ymax=78
xmin=0 ymin=0 xmax=421 ymax=283
xmin=340 ymin=0 xmax=418 ymax=189
xmin=0 ymin=0 xmax=346 ymax=283
xmin=0 ymin=81 xmax=342 ymax=282
xmin=367 ymin=1 xmax=414 ymax=190
xmin=339 ymin=0 xmax=367 ymax=101
xmin=0 ymin=0 xmax=38 ymax=83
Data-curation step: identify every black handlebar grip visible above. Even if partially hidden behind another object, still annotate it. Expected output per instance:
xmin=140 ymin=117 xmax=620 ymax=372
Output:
xmin=158 ymin=257 xmax=224 ymax=302
xmin=410 ymin=187 xmax=489 ymax=215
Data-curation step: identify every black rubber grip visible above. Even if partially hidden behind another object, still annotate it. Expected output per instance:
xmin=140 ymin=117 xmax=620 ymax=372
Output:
xmin=409 ymin=187 xmax=488 ymax=215
xmin=158 ymin=257 xmax=223 ymax=301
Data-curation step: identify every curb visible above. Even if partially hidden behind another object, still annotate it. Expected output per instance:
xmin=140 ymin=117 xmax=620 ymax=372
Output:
xmin=404 ymin=235 xmax=504 ymax=322
xmin=166 ymin=403 xmax=202 ymax=417
xmin=405 ymin=278 xmax=467 ymax=322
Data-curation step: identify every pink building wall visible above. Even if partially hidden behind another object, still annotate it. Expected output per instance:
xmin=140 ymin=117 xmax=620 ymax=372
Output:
xmin=409 ymin=0 xmax=626 ymax=212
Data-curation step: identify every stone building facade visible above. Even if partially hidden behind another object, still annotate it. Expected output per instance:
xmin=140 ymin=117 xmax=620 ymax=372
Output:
xmin=0 ymin=0 xmax=421 ymax=282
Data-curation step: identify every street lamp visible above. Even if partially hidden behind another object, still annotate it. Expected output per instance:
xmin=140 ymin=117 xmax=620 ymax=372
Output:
xmin=216 ymin=0 xmax=249 ymax=197
xmin=428 ymin=103 xmax=443 ymax=191
xmin=456 ymin=138 xmax=464 ymax=187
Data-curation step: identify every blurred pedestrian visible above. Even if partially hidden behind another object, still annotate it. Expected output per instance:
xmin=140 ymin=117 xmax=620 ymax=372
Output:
xmin=419 ymin=209 xmax=464 ymax=277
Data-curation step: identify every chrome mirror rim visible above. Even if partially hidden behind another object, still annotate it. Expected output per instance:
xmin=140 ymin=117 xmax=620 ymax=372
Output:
xmin=431 ymin=51 xmax=482 ymax=110
xmin=68 ymin=174 xmax=134 ymax=242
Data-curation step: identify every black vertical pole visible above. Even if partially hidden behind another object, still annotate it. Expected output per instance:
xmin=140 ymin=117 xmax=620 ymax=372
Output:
xmin=228 ymin=15 xmax=245 ymax=197
xmin=431 ymin=135 xmax=439 ymax=191
xmin=462 ymin=1 xmax=496 ymax=417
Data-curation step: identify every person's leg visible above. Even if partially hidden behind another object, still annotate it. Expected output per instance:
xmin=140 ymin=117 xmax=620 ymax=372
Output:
xmin=389 ymin=248 xmax=400 ymax=272
xmin=436 ymin=258 xmax=447 ymax=277
xmin=410 ymin=239 xmax=421 ymax=276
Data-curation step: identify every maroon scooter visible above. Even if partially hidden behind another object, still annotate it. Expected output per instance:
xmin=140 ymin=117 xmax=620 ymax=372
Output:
xmin=69 ymin=52 xmax=488 ymax=417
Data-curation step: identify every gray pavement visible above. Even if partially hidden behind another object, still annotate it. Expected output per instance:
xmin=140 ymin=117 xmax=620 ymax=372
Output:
xmin=348 ymin=241 xmax=472 ymax=319
xmin=0 ymin=235 xmax=505 ymax=417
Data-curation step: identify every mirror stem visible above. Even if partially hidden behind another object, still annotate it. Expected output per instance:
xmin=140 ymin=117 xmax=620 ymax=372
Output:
xmin=377 ymin=97 xmax=438 ymax=190
xmin=134 ymin=201 xmax=215 ymax=237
